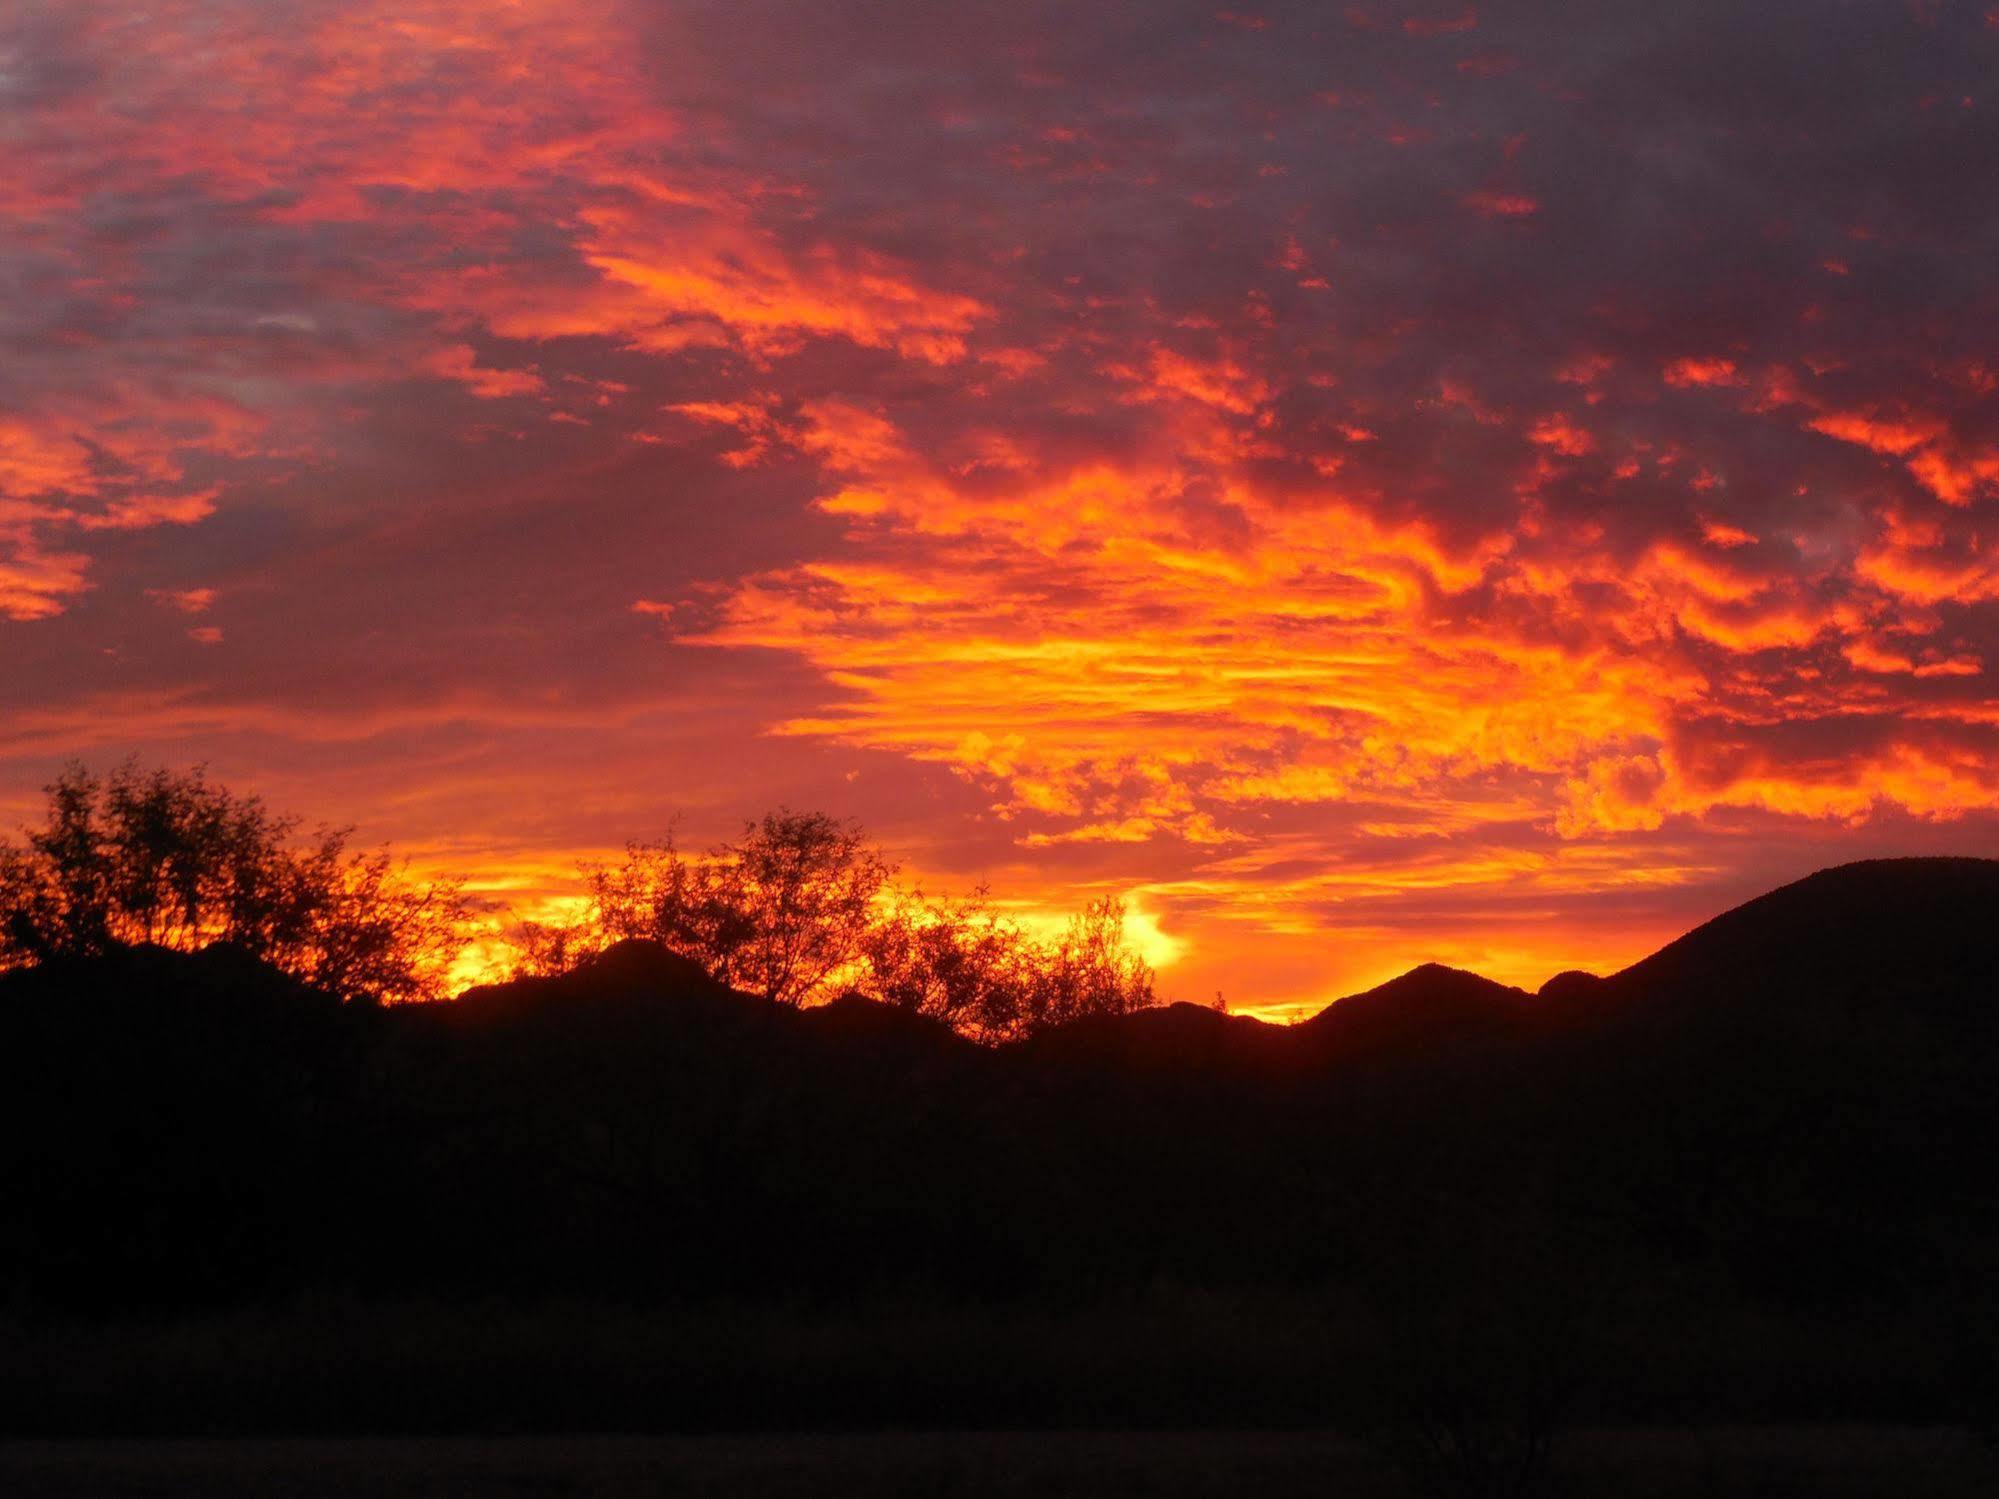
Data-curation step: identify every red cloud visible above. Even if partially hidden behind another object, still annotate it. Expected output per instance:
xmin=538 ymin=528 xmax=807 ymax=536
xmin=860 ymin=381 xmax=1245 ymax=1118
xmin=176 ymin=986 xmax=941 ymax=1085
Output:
xmin=5 ymin=0 xmax=1999 ymax=1015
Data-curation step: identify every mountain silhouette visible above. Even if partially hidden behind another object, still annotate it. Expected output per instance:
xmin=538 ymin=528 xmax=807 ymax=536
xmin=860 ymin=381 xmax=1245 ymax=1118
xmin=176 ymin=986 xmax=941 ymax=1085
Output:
xmin=4 ymin=858 xmax=1998 ymax=1433
xmin=1298 ymin=961 xmax=1538 ymax=1065
xmin=1592 ymin=856 xmax=1999 ymax=1022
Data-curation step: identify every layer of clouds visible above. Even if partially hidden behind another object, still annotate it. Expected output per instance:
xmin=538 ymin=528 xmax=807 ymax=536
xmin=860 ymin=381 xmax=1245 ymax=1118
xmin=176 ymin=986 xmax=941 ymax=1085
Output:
xmin=3 ymin=0 xmax=1997 ymax=1008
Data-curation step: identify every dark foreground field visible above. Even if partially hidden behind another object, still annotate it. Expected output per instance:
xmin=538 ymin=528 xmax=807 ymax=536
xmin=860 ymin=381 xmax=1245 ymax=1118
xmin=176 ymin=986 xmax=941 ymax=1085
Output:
xmin=8 ymin=861 xmax=1999 ymax=1495
xmin=3 ymin=1429 xmax=1995 ymax=1499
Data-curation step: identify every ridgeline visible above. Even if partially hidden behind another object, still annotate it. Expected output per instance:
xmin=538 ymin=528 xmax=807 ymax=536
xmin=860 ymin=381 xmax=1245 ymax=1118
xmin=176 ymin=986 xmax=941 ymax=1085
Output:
xmin=4 ymin=858 xmax=1997 ymax=1436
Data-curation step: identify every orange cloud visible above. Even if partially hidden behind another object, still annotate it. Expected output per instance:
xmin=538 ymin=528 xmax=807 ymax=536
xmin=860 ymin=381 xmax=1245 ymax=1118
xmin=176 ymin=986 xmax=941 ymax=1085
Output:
xmin=1906 ymin=444 xmax=1999 ymax=507
xmin=1527 ymin=413 xmax=1595 ymax=455
xmin=424 ymin=346 xmax=546 ymax=400
xmin=1663 ymin=357 xmax=1743 ymax=388
xmin=1699 ymin=518 xmax=1757 ymax=549
xmin=8 ymin=0 xmax=1999 ymax=1020
xmin=676 ymin=379 xmax=1997 ymax=909
xmin=1806 ymin=410 xmax=1944 ymax=455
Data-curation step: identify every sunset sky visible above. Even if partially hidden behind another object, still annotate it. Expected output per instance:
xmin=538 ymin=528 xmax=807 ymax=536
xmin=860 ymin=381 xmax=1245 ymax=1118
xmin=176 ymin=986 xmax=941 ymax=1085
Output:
xmin=5 ymin=2 xmax=1998 ymax=1017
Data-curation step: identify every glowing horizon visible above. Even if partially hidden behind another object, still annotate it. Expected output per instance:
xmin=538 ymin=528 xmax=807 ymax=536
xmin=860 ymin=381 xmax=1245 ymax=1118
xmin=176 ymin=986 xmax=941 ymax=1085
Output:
xmin=5 ymin=1 xmax=1999 ymax=1020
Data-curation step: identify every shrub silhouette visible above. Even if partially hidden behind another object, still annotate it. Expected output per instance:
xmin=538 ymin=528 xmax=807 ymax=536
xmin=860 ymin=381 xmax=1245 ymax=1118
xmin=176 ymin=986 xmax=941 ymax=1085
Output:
xmin=0 ymin=761 xmax=468 ymax=1003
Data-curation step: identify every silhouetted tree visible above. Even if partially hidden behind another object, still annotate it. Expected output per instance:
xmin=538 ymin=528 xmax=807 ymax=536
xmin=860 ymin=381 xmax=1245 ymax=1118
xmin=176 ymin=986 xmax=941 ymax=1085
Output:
xmin=587 ymin=810 xmax=895 ymax=1005
xmin=523 ymin=810 xmax=1161 ymax=1037
xmin=505 ymin=914 xmax=602 ymax=979
xmin=858 ymin=886 xmax=1157 ymax=1042
xmin=0 ymin=761 xmax=468 ymax=1003
xmin=859 ymin=883 xmax=1033 ymax=1042
xmin=1017 ymin=894 xmax=1157 ymax=1035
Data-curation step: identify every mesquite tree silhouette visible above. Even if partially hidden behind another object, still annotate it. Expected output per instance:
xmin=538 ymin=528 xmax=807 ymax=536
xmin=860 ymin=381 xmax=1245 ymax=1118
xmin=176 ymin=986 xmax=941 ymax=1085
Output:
xmin=580 ymin=810 xmax=897 ymax=1006
xmin=0 ymin=762 xmax=468 ymax=1003
xmin=510 ymin=813 xmax=1157 ymax=1039
xmin=863 ymin=886 xmax=1156 ymax=1043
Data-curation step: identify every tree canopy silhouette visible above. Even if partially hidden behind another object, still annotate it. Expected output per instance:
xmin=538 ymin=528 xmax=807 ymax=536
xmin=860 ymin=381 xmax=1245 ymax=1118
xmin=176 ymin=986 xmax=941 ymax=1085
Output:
xmin=0 ymin=762 xmax=469 ymax=1003
xmin=0 ymin=770 xmax=1163 ymax=1031
xmin=573 ymin=809 xmax=896 ymax=1006
xmin=511 ymin=811 xmax=1158 ymax=1038
xmin=861 ymin=883 xmax=1034 ymax=1042
xmin=862 ymin=886 xmax=1155 ymax=1042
